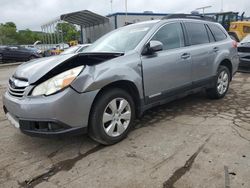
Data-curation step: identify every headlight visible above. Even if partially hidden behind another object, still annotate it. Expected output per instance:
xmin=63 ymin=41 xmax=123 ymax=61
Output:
xmin=32 ymin=65 xmax=84 ymax=96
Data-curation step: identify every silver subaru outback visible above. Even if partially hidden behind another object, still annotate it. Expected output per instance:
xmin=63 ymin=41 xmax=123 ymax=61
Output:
xmin=3 ymin=15 xmax=239 ymax=145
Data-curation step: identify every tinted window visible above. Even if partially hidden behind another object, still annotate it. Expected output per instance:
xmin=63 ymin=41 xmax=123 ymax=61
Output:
xmin=185 ymin=22 xmax=209 ymax=45
xmin=205 ymin=25 xmax=215 ymax=42
xmin=208 ymin=24 xmax=227 ymax=41
xmin=151 ymin=23 xmax=184 ymax=50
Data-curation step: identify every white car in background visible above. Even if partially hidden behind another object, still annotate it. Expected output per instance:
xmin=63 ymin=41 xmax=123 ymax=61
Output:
xmin=61 ymin=44 xmax=91 ymax=55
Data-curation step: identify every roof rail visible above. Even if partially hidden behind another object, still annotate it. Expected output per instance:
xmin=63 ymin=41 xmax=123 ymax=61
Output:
xmin=162 ymin=14 xmax=216 ymax=22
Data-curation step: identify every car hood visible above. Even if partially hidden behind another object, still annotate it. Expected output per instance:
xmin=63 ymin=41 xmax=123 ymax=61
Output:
xmin=14 ymin=54 xmax=76 ymax=84
xmin=13 ymin=52 xmax=124 ymax=84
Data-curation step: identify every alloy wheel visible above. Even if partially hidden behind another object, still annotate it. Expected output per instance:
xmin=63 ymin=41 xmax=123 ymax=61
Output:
xmin=217 ymin=70 xmax=229 ymax=95
xmin=102 ymin=98 xmax=131 ymax=137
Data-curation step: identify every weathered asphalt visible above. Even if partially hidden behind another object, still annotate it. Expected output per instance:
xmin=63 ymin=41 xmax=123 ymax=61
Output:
xmin=0 ymin=65 xmax=250 ymax=188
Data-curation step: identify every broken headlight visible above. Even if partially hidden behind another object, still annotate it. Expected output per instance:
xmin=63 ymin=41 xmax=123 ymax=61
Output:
xmin=32 ymin=66 xmax=84 ymax=96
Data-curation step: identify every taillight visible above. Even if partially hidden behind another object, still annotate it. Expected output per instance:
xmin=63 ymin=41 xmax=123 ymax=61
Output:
xmin=232 ymin=40 xmax=238 ymax=48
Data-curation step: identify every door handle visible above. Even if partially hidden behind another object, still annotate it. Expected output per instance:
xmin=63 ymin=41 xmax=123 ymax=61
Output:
xmin=181 ymin=53 xmax=190 ymax=59
xmin=213 ymin=47 xmax=219 ymax=52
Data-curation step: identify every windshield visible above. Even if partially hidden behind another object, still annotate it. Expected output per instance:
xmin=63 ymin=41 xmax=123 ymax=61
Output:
xmin=61 ymin=46 xmax=80 ymax=55
xmin=85 ymin=23 xmax=154 ymax=53
xmin=241 ymin=34 xmax=250 ymax=44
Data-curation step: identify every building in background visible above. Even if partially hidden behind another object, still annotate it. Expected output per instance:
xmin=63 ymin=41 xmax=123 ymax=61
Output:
xmin=41 ymin=10 xmax=168 ymax=46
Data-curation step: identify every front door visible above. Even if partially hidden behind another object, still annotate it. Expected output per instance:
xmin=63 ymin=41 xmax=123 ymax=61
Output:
xmin=141 ymin=22 xmax=192 ymax=103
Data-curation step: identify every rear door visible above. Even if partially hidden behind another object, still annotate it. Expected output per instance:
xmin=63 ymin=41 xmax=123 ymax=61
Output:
xmin=141 ymin=22 xmax=192 ymax=102
xmin=183 ymin=22 xmax=215 ymax=85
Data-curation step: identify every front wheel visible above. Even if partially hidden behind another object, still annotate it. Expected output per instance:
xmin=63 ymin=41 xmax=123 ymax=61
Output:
xmin=89 ymin=88 xmax=135 ymax=145
xmin=206 ymin=65 xmax=230 ymax=99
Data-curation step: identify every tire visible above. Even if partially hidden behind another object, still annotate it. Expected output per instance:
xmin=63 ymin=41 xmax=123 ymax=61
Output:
xmin=89 ymin=88 xmax=135 ymax=145
xmin=206 ymin=65 xmax=230 ymax=99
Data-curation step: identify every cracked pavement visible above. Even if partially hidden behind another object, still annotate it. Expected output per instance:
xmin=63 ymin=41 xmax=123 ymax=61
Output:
xmin=0 ymin=65 xmax=250 ymax=188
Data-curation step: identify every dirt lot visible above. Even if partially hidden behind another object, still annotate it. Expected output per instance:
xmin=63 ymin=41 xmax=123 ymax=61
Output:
xmin=0 ymin=65 xmax=250 ymax=188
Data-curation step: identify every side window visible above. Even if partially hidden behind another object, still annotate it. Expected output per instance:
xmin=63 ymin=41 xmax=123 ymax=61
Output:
xmin=151 ymin=23 xmax=184 ymax=51
xmin=208 ymin=24 xmax=227 ymax=41
xmin=185 ymin=22 xmax=209 ymax=45
xmin=205 ymin=25 xmax=215 ymax=42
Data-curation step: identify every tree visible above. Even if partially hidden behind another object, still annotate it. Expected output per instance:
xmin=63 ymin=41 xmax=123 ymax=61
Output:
xmin=0 ymin=22 xmax=43 ymax=45
xmin=4 ymin=22 xmax=16 ymax=28
xmin=0 ymin=22 xmax=18 ymax=45
xmin=0 ymin=21 xmax=80 ymax=45
xmin=17 ymin=29 xmax=43 ymax=44
xmin=55 ymin=22 xmax=80 ymax=42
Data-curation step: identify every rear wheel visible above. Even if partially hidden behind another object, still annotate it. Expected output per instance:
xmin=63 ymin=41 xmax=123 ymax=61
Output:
xmin=206 ymin=65 xmax=230 ymax=99
xmin=89 ymin=88 xmax=135 ymax=145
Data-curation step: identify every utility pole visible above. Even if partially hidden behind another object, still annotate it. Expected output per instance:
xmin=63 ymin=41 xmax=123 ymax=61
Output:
xmin=221 ymin=0 xmax=224 ymax=12
xmin=110 ymin=0 xmax=113 ymax=14
xmin=125 ymin=0 xmax=128 ymax=23
xmin=196 ymin=6 xmax=212 ymax=15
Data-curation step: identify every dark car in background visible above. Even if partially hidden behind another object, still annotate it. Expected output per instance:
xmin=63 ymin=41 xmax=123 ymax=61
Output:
xmin=238 ymin=35 xmax=250 ymax=71
xmin=0 ymin=46 xmax=40 ymax=63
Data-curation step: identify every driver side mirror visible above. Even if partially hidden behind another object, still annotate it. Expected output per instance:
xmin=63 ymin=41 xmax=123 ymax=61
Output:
xmin=143 ymin=40 xmax=163 ymax=55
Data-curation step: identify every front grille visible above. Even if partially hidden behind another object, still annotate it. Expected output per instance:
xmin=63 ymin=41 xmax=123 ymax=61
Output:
xmin=8 ymin=78 xmax=28 ymax=98
xmin=8 ymin=85 xmax=26 ymax=97
xmin=238 ymin=47 xmax=250 ymax=53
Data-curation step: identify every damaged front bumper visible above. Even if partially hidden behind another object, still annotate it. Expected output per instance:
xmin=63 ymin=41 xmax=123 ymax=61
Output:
xmin=3 ymin=87 xmax=99 ymax=137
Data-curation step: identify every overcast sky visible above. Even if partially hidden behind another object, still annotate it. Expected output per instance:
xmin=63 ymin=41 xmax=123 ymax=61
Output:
xmin=0 ymin=0 xmax=249 ymax=31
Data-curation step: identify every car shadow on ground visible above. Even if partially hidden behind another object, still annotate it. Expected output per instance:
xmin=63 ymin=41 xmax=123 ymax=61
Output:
xmin=10 ymin=91 xmax=213 ymax=187
xmin=13 ymin=90 xmax=212 ymax=154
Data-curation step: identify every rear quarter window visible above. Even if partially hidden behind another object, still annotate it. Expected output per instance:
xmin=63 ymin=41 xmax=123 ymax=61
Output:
xmin=205 ymin=25 xmax=215 ymax=42
xmin=185 ymin=22 xmax=209 ymax=45
xmin=208 ymin=24 xmax=227 ymax=41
